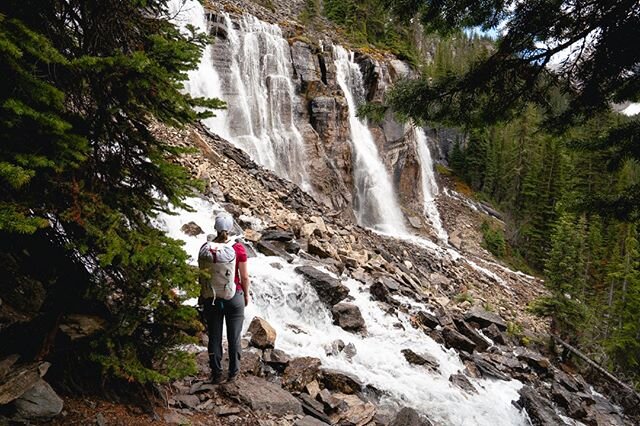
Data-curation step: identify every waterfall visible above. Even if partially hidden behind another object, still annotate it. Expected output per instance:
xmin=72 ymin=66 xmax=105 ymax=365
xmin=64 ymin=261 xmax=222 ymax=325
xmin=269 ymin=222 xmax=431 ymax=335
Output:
xmin=415 ymin=127 xmax=448 ymax=242
xmin=212 ymin=13 xmax=310 ymax=190
xmin=157 ymin=196 xmax=528 ymax=426
xmin=168 ymin=0 xmax=309 ymax=189
xmin=333 ymin=46 xmax=406 ymax=234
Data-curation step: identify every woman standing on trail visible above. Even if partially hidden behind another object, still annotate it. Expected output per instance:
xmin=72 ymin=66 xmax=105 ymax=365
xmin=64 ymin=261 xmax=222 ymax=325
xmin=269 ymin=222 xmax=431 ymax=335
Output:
xmin=198 ymin=212 xmax=250 ymax=384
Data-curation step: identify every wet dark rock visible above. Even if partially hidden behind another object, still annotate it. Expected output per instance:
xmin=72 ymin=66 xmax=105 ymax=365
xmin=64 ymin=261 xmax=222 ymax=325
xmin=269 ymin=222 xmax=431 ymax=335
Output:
xmin=295 ymin=266 xmax=349 ymax=307
xmin=181 ymin=221 xmax=203 ymax=236
xmin=247 ymin=317 xmax=277 ymax=349
xmin=257 ymin=240 xmax=294 ymax=262
xmin=465 ymin=307 xmax=507 ymax=331
xmin=285 ymin=240 xmax=301 ymax=254
xmin=282 ymin=357 xmax=322 ymax=392
xmin=331 ymin=302 xmax=366 ymax=334
xmin=551 ymin=383 xmax=586 ymax=419
xmin=343 ymin=343 xmax=357 ymax=360
xmin=552 ymin=368 xmax=582 ymax=392
xmin=316 ymin=388 xmax=344 ymax=412
xmin=442 ymin=327 xmax=476 ymax=353
xmin=240 ymin=348 xmax=263 ymax=376
xmin=261 ymin=228 xmax=295 ymax=242
xmin=514 ymin=348 xmax=550 ymax=371
xmin=221 ymin=375 xmax=303 ymax=416
xmin=369 ymin=281 xmax=393 ymax=304
xmin=453 ymin=319 xmax=490 ymax=352
xmin=483 ymin=323 xmax=507 ymax=345
xmin=324 ymin=339 xmax=345 ymax=356
xmin=517 ymin=385 xmax=564 ymax=425
xmin=416 ymin=311 xmax=440 ymax=329
xmin=389 ymin=407 xmax=433 ymax=426
xmin=263 ymin=348 xmax=291 ymax=372
xmin=401 ymin=349 xmax=439 ymax=371
xmin=321 ymin=369 xmax=363 ymax=394
xmin=449 ymin=373 xmax=477 ymax=394
xmin=12 ymin=379 xmax=63 ymax=420
xmin=471 ymin=354 xmax=510 ymax=381
xmin=299 ymin=394 xmax=332 ymax=424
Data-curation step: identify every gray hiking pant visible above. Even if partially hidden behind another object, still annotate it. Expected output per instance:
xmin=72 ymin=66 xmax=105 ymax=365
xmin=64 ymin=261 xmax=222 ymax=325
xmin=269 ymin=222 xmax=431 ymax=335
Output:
xmin=204 ymin=290 xmax=245 ymax=378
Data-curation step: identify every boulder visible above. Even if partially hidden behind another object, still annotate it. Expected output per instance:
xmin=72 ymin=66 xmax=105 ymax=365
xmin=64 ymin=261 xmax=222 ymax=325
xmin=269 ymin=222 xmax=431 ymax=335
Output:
xmin=221 ymin=375 xmax=303 ymax=416
xmin=0 ymin=362 xmax=48 ymax=405
xmin=442 ymin=327 xmax=476 ymax=353
xmin=453 ymin=319 xmax=490 ymax=352
xmin=283 ymin=357 xmax=322 ymax=392
xmin=324 ymin=339 xmax=345 ymax=356
xmin=369 ymin=281 xmax=393 ymax=304
xmin=295 ymin=415 xmax=331 ymax=426
xmin=59 ymin=314 xmax=106 ymax=340
xmin=415 ymin=311 xmax=440 ymax=329
xmin=317 ymin=388 xmax=344 ymax=412
xmin=13 ymin=379 xmax=63 ymax=420
xmin=449 ymin=374 xmax=477 ymax=394
xmin=181 ymin=221 xmax=203 ymax=236
xmin=483 ymin=323 xmax=507 ymax=345
xmin=299 ymin=393 xmax=333 ymax=424
xmin=517 ymin=386 xmax=564 ymax=425
xmin=328 ymin=393 xmax=376 ymax=426
xmin=465 ymin=307 xmax=507 ymax=331
xmin=401 ymin=349 xmax=439 ymax=371
xmin=295 ymin=266 xmax=349 ymax=307
xmin=308 ymin=238 xmax=338 ymax=260
xmin=471 ymin=354 xmax=510 ymax=381
xmin=240 ymin=347 xmax=264 ymax=376
xmin=515 ymin=348 xmax=550 ymax=371
xmin=551 ymin=383 xmax=586 ymax=419
xmin=321 ymin=369 xmax=363 ymax=394
xmin=0 ymin=354 xmax=20 ymax=380
xmin=261 ymin=229 xmax=295 ymax=242
xmin=256 ymin=240 xmax=294 ymax=263
xmin=331 ymin=303 xmax=366 ymax=334
xmin=247 ymin=317 xmax=276 ymax=349
xmin=263 ymin=348 xmax=290 ymax=372
xmin=301 ymin=216 xmax=328 ymax=239
xmin=390 ymin=407 xmax=433 ymax=426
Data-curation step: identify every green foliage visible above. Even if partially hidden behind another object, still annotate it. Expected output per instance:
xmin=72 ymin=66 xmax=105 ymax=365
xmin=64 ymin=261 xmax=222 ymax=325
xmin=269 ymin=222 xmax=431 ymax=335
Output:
xmin=453 ymin=291 xmax=474 ymax=304
xmin=480 ymin=221 xmax=506 ymax=258
xmin=0 ymin=0 xmax=223 ymax=385
xmin=322 ymin=0 xmax=420 ymax=64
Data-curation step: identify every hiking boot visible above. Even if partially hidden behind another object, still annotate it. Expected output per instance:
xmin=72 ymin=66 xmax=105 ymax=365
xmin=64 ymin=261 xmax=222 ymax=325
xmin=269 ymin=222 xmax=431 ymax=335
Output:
xmin=209 ymin=373 xmax=224 ymax=385
xmin=226 ymin=374 xmax=238 ymax=383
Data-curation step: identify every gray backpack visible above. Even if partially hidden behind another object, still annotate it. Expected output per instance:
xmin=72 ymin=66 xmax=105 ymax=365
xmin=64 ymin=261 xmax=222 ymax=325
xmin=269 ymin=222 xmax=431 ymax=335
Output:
xmin=198 ymin=240 xmax=237 ymax=301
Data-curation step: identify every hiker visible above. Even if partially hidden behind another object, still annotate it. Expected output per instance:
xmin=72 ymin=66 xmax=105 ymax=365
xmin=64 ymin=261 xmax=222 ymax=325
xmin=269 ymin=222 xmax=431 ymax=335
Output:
xmin=198 ymin=212 xmax=250 ymax=384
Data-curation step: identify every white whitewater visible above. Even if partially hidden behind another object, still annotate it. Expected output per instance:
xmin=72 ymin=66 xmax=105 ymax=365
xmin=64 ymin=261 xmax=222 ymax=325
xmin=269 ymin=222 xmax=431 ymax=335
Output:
xmin=158 ymin=197 xmax=527 ymax=426
xmin=333 ymin=46 xmax=407 ymax=234
xmin=215 ymin=13 xmax=310 ymax=189
xmin=168 ymin=0 xmax=309 ymax=189
xmin=415 ymin=127 xmax=448 ymax=242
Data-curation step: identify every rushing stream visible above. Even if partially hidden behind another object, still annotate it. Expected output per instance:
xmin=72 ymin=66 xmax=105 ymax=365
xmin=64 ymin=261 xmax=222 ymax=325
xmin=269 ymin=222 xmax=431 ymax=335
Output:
xmin=158 ymin=197 xmax=527 ymax=426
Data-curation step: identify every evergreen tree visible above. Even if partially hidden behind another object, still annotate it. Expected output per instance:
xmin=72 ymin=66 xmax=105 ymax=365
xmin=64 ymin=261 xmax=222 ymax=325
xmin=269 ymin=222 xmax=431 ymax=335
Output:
xmin=0 ymin=0 xmax=223 ymax=384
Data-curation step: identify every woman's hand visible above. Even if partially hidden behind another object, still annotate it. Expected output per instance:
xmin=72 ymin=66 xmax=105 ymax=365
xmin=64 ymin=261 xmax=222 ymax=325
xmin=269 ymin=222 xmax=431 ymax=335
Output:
xmin=244 ymin=292 xmax=250 ymax=307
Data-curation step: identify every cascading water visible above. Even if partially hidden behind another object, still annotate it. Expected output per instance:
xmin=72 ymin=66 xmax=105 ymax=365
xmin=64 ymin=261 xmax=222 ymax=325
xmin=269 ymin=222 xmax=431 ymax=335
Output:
xmin=157 ymin=196 xmax=528 ymax=426
xmin=415 ymin=127 xmax=448 ymax=242
xmin=212 ymin=13 xmax=310 ymax=190
xmin=168 ymin=0 xmax=309 ymax=189
xmin=333 ymin=46 xmax=407 ymax=234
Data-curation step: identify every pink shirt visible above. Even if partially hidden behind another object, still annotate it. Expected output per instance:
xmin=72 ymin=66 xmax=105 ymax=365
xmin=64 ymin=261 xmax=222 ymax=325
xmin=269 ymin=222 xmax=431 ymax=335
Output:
xmin=233 ymin=242 xmax=247 ymax=290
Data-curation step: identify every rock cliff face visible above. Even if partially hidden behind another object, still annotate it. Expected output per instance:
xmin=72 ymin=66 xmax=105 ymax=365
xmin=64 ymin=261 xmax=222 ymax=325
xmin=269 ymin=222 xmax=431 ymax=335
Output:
xmin=204 ymin=1 xmax=435 ymax=228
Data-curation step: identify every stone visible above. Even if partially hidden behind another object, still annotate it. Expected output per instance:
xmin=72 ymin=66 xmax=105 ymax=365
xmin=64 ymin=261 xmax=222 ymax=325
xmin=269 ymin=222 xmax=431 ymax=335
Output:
xmin=306 ymin=380 xmax=321 ymax=399
xmin=321 ymin=369 xmax=363 ymax=394
xmin=369 ymin=281 xmax=393 ymax=304
xmin=329 ymin=394 xmax=376 ymax=426
xmin=0 ymin=354 xmax=20 ymax=380
xmin=263 ymin=348 xmax=291 ymax=372
xmin=517 ymin=386 xmax=564 ymax=425
xmin=449 ymin=374 xmax=477 ymax=394
xmin=401 ymin=349 xmax=439 ymax=371
xmin=299 ymin=393 xmax=331 ymax=423
xmin=344 ymin=343 xmax=357 ymax=360
xmin=173 ymin=393 xmax=200 ymax=409
xmin=247 ymin=317 xmax=277 ymax=349
xmin=416 ymin=311 xmax=440 ymax=329
xmin=256 ymin=240 xmax=294 ymax=263
xmin=301 ymin=216 xmax=328 ymax=238
xmin=215 ymin=405 xmax=241 ymax=416
xmin=465 ymin=307 xmax=507 ymax=331
xmin=13 ymin=379 xmax=63 ymax=420
xmin=294 ymin=415 xmax=330 ymax=426
xmin=308 ymin=238 xmax=338 ymax=260
xmin=324 ymin=339 xmax=345 ymax=356
xmin=442 ymin=327 xmax=476 ymax=353
xmin=181 ymin=221 xmax=203 ymax=236
xmin=59 ymin=314 xmax=106 ymax=340
xmin=471 ymin=354 xmax=510 ymax=381
xmin=295 ymin=266 xmax=349 ymax=307
xmin=390 ymin=407 xmax=433 ymax=426
xmin=0 ymin=362 xmax=44 ymax=405
xmin=408 ymin=216 xmax=423 ymax=229
xmin=261 ymin=229 xmax=295 ymax=242
xmin=552 ymin=368 xmax=582 ymax=392
xmin=331 ymin=302 xmax=366 ymax=333
xmin=483 ymin=323 xmax=507 ymax=345
xmin=514 ymin=348 xmax=550 ymax=371
xmin=285 ymin=240 xmax=301 ymax=254
xmin=317 ymin=388 xmax=344 ymax=412
xmin=220 ymin=375 xmax=303 ymax=416
xmin=282 ymin=357 xmax=322 ymax=392
xmin=163 ymin=411 xmax=188 ymax=425
xmin=453 ymin=319 xmax=490 ymax=352
xmin=551 ymin=383 xmax=586 ymax=419
xmin=244 ymin=229 xmax=262 ymax=242
xmin=240 ymin=348 xmax=263 ymax=376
